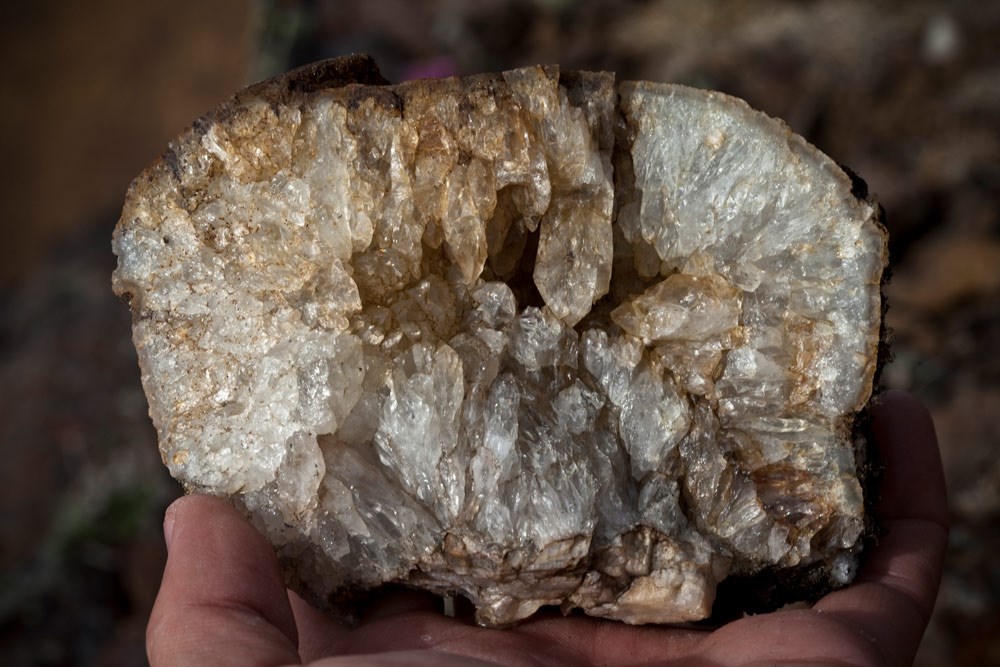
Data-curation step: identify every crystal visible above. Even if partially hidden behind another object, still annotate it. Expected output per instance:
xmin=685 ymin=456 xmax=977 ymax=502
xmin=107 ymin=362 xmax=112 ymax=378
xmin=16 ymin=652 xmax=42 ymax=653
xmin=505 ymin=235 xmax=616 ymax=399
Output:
xmin=112 ymin=55 xmax=887 ymax=626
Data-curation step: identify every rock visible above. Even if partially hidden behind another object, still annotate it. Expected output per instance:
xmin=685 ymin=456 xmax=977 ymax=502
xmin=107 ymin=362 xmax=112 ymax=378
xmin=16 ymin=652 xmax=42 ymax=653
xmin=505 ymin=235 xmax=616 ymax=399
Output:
xmin=112 ymin=55 xmax=888 ymax=626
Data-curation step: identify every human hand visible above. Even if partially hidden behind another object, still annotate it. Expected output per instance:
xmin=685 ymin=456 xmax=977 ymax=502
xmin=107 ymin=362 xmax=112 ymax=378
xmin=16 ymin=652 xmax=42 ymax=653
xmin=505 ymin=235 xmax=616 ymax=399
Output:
xmin=147 ymin=390 xmax=947 ymax=666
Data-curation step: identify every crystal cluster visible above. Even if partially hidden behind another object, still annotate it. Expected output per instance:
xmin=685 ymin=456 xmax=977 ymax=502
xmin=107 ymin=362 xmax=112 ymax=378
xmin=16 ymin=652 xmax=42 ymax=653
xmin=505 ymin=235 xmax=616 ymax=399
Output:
xmin=112 ymin=56 xmax=887 ymax=625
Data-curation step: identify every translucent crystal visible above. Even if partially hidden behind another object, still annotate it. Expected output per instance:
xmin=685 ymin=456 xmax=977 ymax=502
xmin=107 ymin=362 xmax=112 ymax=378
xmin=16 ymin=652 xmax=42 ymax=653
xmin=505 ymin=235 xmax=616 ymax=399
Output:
xmin=112 ymin=57 xmax=887 ymax=626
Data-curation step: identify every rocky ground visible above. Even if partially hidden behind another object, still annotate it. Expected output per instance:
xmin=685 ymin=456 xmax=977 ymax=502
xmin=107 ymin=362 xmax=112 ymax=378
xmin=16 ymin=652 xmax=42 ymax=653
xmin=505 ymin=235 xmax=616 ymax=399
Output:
xmin=1 ymin=1 xmax=997 ymax=665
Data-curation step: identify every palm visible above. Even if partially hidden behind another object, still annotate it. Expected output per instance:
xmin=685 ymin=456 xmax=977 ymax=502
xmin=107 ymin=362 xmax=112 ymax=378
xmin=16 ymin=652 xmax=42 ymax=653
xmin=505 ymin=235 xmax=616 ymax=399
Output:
xmin=287 ymin=598 xmax=908 ymax=666
xmin=148 ymin=392 xmax=946 ymax=667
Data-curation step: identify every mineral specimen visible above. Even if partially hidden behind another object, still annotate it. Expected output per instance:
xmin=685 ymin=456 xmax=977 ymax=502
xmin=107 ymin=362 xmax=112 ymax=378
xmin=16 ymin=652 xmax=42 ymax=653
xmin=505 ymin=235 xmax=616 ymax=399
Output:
xmin=112 ymin=55 xmax=888 ymax=626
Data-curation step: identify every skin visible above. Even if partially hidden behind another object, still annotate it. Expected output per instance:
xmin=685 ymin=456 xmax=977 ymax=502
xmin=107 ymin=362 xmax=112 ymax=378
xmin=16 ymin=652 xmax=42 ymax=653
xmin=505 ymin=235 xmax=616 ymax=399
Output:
xmin=147 ymin=390 xmax=947 ymax=666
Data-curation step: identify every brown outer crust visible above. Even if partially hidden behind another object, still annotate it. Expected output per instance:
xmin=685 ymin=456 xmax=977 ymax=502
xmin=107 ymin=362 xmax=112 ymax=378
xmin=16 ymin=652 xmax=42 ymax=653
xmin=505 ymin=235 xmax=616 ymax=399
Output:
xmin=114 ymin=55 xmax=890 ymax=624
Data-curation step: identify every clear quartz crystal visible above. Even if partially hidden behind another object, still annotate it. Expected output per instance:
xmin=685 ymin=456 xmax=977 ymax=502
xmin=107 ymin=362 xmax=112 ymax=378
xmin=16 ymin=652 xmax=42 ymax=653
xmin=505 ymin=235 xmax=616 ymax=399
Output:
xmin=113 ymin=61 xmax=886 ymax=626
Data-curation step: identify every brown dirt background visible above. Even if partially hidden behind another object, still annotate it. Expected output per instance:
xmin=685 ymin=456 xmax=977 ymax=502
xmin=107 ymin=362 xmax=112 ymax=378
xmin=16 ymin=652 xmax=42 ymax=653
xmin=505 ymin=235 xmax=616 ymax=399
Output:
xmin=0 ymin=1 xmax=997 ymax=664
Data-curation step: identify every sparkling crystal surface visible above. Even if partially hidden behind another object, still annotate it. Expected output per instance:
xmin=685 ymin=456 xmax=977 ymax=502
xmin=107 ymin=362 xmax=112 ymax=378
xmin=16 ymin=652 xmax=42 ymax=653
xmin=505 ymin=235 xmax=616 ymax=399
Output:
xmin=112 ymin=58 xmax=887 ymax=626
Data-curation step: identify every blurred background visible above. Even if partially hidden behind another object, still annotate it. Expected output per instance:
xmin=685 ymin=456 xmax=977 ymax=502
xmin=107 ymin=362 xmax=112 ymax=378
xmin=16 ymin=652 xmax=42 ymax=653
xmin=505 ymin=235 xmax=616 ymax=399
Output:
xmin=0 ymin=0 xmax=997 ymax=664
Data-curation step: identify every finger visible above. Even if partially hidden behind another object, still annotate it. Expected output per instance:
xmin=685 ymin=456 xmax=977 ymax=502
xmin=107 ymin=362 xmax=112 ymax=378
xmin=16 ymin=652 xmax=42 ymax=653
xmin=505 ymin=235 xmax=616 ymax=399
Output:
xmin=307 ymin=649 xmax=499 ymax=666
xmin=291 ymin=585 xmax=446 ymax=661
xmin=689 ymin=608 xmax=886 ymax=666
xmin=360 ymin=586 xmax=443 ymax=624
xmin=147 ymin=495 xmax=301 ymax=667
xmin=288 ymin=590 xmax=353 ymax=662
xmin=513 ymin=614 xmax=706 ymax=665
xmin=869 ymin=390 xmax=949 ymax=526
xmin=814 ymin=390 xmax=948 ymax=666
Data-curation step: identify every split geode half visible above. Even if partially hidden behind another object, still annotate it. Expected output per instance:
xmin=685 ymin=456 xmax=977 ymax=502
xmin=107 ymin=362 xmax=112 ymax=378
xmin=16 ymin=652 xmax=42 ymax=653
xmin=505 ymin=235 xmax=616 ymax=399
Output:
xmin=112 ymin=55 xmax=888 ymax=626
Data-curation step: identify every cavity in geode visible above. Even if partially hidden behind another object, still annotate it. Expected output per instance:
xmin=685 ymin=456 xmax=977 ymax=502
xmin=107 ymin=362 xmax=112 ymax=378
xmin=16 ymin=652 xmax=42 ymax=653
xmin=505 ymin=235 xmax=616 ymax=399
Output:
xmin=112 ymin=55 xmax=888 ymax=626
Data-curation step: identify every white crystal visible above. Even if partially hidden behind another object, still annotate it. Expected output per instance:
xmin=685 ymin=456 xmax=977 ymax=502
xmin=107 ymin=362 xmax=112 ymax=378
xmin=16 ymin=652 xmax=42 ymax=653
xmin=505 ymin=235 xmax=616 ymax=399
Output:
xmin=113 ymin=60 xmax=886 ymax=626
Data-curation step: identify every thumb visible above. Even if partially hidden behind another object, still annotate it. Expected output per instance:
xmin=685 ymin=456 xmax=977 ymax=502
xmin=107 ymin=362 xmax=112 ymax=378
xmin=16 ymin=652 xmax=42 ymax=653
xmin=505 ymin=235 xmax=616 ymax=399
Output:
xmin=147 ymin=494 xmax=301 ymax=667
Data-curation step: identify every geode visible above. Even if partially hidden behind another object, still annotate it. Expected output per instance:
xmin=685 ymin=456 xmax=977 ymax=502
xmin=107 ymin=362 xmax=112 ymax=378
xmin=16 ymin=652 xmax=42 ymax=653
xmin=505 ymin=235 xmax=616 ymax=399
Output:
xmin=112 ymin=55 xmax=888 ymax=626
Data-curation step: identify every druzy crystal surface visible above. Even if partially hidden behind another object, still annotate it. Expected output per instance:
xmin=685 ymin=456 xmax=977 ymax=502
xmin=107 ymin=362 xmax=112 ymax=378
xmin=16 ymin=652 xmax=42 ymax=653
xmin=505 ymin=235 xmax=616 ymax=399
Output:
xmin=112 ymin=57 xmax=887 ymax=625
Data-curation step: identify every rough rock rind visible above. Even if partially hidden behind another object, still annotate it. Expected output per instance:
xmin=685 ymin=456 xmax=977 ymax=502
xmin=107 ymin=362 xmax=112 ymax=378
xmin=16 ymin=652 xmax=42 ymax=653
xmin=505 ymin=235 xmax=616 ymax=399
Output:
xmin=112 ymin=55 xmax=888 ymax=626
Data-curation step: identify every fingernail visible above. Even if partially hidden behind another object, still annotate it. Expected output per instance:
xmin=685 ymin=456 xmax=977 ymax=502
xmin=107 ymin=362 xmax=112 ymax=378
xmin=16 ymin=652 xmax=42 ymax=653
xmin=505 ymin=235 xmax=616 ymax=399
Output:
xmin=163 ymin=505 xmax=177 ymax=551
